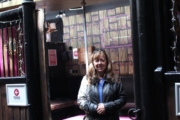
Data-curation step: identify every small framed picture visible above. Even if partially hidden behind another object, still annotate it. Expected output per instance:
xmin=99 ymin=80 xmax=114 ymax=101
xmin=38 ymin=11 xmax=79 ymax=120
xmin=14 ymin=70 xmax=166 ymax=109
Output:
xmin=175 ymin=83 xmax=180 ymax=116
xmin=6 ymin=84 xmax=29 ymax=106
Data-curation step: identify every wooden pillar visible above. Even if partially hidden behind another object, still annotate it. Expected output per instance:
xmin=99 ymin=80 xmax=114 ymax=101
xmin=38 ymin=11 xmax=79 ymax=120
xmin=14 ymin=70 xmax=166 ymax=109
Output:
xmin=22 ymin=0 xmax=43 ymax=119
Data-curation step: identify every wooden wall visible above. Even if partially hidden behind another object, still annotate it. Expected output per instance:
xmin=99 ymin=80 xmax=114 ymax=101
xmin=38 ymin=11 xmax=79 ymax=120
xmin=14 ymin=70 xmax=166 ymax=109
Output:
xmin=166 ymin=81 xmax=180 ymax=120
xmin=0 ymin=84 xmax=27 ymax=120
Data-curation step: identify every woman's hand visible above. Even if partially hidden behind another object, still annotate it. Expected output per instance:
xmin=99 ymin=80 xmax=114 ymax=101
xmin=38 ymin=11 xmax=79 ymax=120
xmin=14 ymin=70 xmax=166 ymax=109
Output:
xmin=97 ymin=103 xmax=105 ymax=114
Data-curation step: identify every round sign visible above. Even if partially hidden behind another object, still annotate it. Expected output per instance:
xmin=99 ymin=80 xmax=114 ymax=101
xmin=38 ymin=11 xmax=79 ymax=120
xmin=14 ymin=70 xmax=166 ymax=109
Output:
xmin=14 ymin=89 xmax=19 ymax=96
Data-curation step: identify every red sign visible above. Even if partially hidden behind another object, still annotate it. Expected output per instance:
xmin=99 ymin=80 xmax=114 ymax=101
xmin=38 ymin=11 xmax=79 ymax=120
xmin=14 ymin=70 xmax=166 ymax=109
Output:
xmin=48 ymin=49 xmax=57 ymax=66
xmin=14 ymin=89 xmax=19 ymax=96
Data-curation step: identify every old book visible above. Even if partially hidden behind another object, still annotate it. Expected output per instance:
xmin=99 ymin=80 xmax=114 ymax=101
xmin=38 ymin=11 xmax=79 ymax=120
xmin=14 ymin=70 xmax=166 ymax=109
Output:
xmin=128 ymin=54 xmax=133 ymax=61
xmin=93 ymin=35 xmax=101 ymax=43
xmin=119 ymin=30 xmax=128 ymax=45
xmin=87 ymin=36 xmax=93 ymax=46
xmin=116 ymin=7 xmax=125 ymax=14
xmin=127 ymin=29 xmax=132 ymax=43
xmin=78 ymin=31 xmax=84 ymax=38
xmin=91 ymin=11 xmax=99 ymax=15
xmin=64 ymin=26 xmax=70 ymax=33
xmin=92 ymin=15 xmax=99 ymax=22
xmin=120 ymin=62 xmax=125 ymax=75
xmin=110 ymin=31 xmax=118 ymax=46
xmin=112 ymin=62 xmax=120 ymax=75
xmin=103 ymin=32 xmax=110 ymax=46
xmin=121 ymin=17 xmax=127 ymax=29
xmin=86 ymin=13 xmax=91 ymax=22
xmin=108 ymin=9 xmax=116 ymax=16
xmin=109 ymin=16 xmax=117 ymax=23
xmin=104 ymin=48 xmax=110 ymax=58
xmin=99 ymin=10 xmax=107 ymax=20
xmin=92 ymin=22 xmax=100 ymax=35
xmin=127 ymin=21 xmax=131 ymax=28
xmin=124 ymin=62 xmax=129 ymax=75
xmin=69 ymin=15 xmax=76 ymax=25
xmin=78 ymin=37 xmax=84 ymax=48
xmin=112 ymin=61 xmax=119 ymax=70
xmin=70 ymin=26 xmax=77 ymax=38
xmin=77 ymin=24 xmax=84 ymax=32
xmin=76 ymin=14 xmax=83 ymax=24
xmin=109 ymin=23 xmax=118 ymax=31
xmin=116 ymin=7 xmax=121 ymax=15
xmin=93 ymin=43 xmax=101 ymax=49
xmin=110 ymin=48 xmax=119 ymax=62
xmin=117 ymin=17 xmax=127 ymax=29
xmin=119 ymin=47 xmax=128 ymax=62
xmin=109 ymin=16 xmax=117 ymax=31
xmin=62 ymin=17 xmax=69 ymax=26
xmin=127 ymin=47 xmax=133 ymax=54
xmin=70 ymin=38 xmax=78 ymax=48
xmin=103 ymin=19 xmax=109 ymax=32
xmin=86 ymin=23 xmax=92 ymax=36
xmin=64 ymin=33 xmax=70 ymax=40
xmin=125 ymin=6 xmax=130 ymax=15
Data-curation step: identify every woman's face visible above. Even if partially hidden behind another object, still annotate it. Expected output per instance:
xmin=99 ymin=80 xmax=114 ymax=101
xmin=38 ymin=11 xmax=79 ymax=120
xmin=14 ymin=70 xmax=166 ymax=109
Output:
xmin=93 ymin=53 xmax=107 ymax=74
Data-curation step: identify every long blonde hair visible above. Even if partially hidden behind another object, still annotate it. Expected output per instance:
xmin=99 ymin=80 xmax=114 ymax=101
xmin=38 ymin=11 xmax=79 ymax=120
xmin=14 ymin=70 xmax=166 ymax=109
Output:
xmin=87 ymin=49 xmax=115 ymax=84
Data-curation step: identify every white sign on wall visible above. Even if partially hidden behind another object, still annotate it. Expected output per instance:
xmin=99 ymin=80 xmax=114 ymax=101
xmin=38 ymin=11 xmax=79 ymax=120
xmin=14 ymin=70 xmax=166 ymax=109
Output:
xmin=6 ymin=84 xmax=29 ymax=106
xmin=73 ymin=48 xmax=78 ymax=59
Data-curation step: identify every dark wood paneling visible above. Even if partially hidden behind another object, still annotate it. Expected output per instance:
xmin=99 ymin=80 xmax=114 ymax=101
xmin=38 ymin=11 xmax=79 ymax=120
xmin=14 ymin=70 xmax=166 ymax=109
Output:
xmin=166 ymin=82 xmax=180 ymax=120
xmin=0 ymin=84 xmax=2 ymax=120
xmin=0 ymin=84 xmax=27 ymax=120
xmin=2 ymin=84 xmax=7 ymax=120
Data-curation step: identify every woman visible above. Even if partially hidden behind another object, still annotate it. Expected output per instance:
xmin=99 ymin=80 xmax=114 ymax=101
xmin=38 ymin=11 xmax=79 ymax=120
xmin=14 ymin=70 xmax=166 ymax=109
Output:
xmin=77 ymin=49 xmax=127 ymax=120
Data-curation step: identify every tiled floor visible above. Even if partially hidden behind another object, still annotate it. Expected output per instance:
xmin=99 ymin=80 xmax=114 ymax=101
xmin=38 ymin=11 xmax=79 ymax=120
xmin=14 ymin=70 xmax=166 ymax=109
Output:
xmin=63 ymin=115 xmax=131 ymax=120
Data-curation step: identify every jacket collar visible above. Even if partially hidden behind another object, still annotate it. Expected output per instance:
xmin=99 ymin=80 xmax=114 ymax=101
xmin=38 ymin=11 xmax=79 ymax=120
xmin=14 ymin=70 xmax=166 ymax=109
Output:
xmin=91 ymin=74 xmax=114 ymax=85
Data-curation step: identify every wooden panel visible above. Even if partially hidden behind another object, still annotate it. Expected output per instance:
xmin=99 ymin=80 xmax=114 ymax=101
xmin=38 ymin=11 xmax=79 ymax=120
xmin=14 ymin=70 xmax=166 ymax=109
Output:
xmin=0 ymin=84 xmax=2 ymax=120
xmin=37 ymin=10 xmax=51 ymax=120
xmin=1 ymin=84 xmax=7 ymax=120
xmin=0 ymin=84 xmax=27 ymax=120
xmin=166 ymin=82 xmax=180 ymax=120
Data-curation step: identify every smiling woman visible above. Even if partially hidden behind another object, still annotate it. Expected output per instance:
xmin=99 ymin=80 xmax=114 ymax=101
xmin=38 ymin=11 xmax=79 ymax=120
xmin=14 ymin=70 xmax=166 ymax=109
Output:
xmin=77 ymin=49 xmax=127 ymax=120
